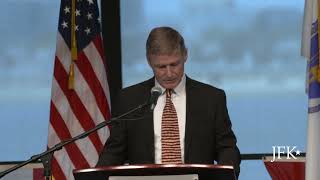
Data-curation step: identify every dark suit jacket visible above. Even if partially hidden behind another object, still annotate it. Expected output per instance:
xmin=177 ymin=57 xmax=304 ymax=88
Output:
xmin=97 ymin=76 xmax=241 ymax=176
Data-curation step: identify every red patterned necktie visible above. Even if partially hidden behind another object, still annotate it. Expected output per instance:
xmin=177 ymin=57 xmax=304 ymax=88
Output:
xmin=161 ymin=89 xmax=182 ymax=164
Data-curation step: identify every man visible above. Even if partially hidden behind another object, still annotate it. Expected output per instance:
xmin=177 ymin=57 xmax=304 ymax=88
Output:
xmin=97 ymin=26 xmax=241 ymax=177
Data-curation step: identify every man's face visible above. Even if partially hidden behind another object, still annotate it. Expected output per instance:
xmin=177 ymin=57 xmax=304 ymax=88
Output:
xmin=148 ymin=52 xmax=187 ymax=89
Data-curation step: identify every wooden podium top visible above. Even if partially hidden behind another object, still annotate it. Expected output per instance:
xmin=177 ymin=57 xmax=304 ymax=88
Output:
xmin=74 ymin=164 xmax=236 ymax=180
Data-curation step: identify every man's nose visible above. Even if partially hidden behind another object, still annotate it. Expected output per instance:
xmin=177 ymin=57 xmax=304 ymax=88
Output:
xmin=166 ymin=66 xmax=173 ymax=77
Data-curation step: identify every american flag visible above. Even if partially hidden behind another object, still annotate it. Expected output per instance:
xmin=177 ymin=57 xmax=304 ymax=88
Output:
xmin=47 ymin=0 xmax=111 ymax=179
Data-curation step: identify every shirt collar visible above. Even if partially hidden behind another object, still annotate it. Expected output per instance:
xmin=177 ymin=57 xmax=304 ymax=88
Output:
xmin=155 ymin=74 xmax=186 ymax=96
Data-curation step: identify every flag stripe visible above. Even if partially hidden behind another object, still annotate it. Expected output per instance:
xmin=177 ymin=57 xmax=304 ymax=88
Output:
xmin=76 ymin=48 xmax=109 ymax=120
xmin=50 ymin=102 xmax=90 ymax=168
xmin=55 ymin=34 xmax=109 ymax=119
xmin=91 ymin=37 xmax=111 ymax=109
xmin=55 ymin=33 xmax=71 ymax=72
xmin=53 ymin=148 xmax=75 ymax=180
xmin=92 ymin=36 xmax=109 ymax=76
xmin=55 ymin=36 xmax=108 ymax=147
xmin=75 ymin=53 xmax=110 ymax=152
xmin=71 ymin=55 xmax=109 ymax=145
xmin=51 ymin=78 xmax=99 ymax=167
xmin=53 ymin=57 xmax=103 ymax=151
xmin=52 ymin=157 xmax=67 ymax=180
xmin=49 ymin=124 xmax=75 ymax=180
xmin=82 ymin=39 xmax=111 ymax=114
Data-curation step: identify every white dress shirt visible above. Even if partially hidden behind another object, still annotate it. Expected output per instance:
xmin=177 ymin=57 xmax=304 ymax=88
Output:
xmin=153 ymin=75 xmax=186 ymax=163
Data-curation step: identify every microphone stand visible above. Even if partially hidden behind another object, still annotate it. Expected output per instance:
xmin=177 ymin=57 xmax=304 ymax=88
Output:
xmin=0 ymin=102 xmax=149 ymax=180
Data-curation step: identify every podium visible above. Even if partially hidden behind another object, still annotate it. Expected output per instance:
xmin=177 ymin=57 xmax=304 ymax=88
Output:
xmin=263 ymin=156 xmax=305 ymax=180
xmin=73 ymin=164 xmax=236 ymax=180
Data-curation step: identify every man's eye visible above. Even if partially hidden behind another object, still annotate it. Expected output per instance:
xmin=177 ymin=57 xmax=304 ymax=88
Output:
xmin=171 ymin=63 xmax=179 ymax=67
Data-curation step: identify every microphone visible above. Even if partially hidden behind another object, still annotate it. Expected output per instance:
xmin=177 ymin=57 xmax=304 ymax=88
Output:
xmin=149 ymin=86 xmax=162 ymax=110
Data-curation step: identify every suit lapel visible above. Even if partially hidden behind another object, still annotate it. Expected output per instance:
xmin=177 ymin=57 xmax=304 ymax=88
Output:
xmin=143 ymin=110 xmax=155 ymax=163
xmin=184 ymin=77 xmax=196 ymax=162
xmin=141 ymin=77 xmax=156 ymax=162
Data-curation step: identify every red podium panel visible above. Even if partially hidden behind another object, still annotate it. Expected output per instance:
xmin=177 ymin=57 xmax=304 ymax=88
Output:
xmin=74 ymin=164 xmax=236 ymax=180
xmin=263 ymin=157 xmax=305 ymax=180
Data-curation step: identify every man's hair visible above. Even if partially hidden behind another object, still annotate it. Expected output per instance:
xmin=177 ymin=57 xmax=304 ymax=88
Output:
xmin=146 ymin=26 xmax=187 ymax=59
